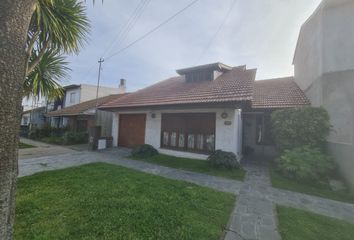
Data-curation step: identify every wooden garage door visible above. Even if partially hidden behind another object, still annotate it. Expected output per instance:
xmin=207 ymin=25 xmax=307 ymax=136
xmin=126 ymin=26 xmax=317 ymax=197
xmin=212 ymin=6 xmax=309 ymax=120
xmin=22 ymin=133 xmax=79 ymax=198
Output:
xmin=118 ymin=114 xmax=146 ymax=148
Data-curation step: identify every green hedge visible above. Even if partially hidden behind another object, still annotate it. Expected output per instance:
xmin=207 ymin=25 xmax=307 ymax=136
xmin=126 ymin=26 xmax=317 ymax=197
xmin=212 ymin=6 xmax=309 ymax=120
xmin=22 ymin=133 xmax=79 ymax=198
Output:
xmin=277 ymin=146 xmax=335 ymax=181
xmin=271 ymin=107 xmax=331 ymax=151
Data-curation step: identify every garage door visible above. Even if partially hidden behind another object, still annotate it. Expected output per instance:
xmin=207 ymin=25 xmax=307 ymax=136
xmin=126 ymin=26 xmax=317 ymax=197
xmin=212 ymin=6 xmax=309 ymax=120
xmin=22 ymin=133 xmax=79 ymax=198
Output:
xmin=118 ymin=114 xmax=146 ymax=148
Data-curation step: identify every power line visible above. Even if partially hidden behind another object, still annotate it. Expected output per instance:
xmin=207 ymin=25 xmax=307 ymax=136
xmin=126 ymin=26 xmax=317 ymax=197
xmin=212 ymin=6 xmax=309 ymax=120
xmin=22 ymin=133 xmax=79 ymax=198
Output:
xmin=105 ymin=0 xmax=201 ymax=61
xmin=101 ymin=0 xmax=151 ymax=58
xmin=194 ymin=0 xmax=238 ymax=64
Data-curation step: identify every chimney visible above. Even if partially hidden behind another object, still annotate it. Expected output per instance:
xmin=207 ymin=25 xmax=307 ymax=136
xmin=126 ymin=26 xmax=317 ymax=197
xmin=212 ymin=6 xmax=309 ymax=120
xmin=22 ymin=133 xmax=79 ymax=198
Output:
xmin=119 ymin=78 xmax=126 ymax=93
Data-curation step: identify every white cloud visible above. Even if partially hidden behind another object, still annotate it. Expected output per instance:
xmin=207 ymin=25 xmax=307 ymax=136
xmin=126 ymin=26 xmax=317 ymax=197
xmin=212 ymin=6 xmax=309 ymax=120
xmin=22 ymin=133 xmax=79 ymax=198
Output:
xmin=67 ymin=0 xmax=322 ymax=91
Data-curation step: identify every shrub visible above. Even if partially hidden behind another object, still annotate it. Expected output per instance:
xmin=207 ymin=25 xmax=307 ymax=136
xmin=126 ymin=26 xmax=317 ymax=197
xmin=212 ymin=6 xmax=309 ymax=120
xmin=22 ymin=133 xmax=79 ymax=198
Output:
xmin=131 ymin=144 xmax=158 ymax=158
xmin=277 ymin=146 xmax=335 ymax=181
xmin=20 ymin=125 xmax=29 ymax=137
xmin=62 ymin=131 xmax=88 ymax=145
xmin=207 ymin=150 xmax=240 ymax=169
xmin=28 ymin=130 xmax=38 ymax=139
xmin=271 ymin=107 xmax=331 ymax=151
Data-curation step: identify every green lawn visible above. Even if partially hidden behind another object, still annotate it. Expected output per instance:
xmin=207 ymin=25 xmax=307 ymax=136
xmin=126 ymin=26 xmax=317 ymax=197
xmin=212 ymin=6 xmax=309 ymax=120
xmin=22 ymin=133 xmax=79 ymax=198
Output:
xmin=269 ymin=163 xmax=354 ymax=204
xmin=18 ymin=142 xmax=35 ymax=149
xmin=277 ymin=205 xmax=354 ymax=240
xmin=131 ymin=154 xmax=245 ymax=181
xmin=15 ymin=163 xmax=235 ymax=240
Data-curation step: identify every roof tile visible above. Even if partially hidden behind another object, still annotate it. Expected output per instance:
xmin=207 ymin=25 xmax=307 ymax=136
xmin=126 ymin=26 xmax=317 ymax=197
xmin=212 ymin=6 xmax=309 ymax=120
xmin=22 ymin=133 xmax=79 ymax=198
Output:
xmin=252 ymin=77 xmax=310 ymax=108
xmin=100 ymin=66 xmax=255 ymax=108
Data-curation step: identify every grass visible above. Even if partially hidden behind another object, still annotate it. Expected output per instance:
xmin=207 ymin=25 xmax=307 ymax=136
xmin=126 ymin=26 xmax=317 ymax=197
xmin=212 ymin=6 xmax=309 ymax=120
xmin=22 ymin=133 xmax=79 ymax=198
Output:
xmin=277 ymin=205 xmax=354 ymax=240
xmin=131 ymin=154 xmax=245 ymax=181
xmin=40 ymin=136 xmax=63 ymax=145
xmin=269 ymin=163 xmax=354 ymax=204
xmin=15 ymin=163 xmax=235 ymax=240
xmin=18 ymin=142 xmax=35 ymax=149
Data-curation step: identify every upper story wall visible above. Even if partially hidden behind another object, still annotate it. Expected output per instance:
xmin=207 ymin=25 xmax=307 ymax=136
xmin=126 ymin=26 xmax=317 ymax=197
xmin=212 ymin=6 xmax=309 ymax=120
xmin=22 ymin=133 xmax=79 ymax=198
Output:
xmin=294 ymin=0 xmax=354 ymax=90
xmin=64 ymin=88 xmax=81 ymax=107
xmin=79 ymin=84 xmax=121 ymax=103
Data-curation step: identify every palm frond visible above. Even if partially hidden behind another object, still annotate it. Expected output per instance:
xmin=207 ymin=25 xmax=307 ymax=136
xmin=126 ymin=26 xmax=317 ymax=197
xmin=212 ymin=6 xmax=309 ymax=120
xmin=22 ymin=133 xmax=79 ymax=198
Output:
xmin=31 ymin=0 xmax=90 ymax=54
xmin=24 ymin=50 xmax=70 ymax=100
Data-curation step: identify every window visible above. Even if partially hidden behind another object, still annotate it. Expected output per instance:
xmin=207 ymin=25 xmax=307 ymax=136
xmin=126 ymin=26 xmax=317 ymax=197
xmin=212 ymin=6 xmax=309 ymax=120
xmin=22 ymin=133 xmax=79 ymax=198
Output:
xmin=69 ymin=92 xmax=76 ymax=104
xmin=178 ymin=134 xmax=185 ymax=148
xmin=187 ymin=134 xmax=195 ymax=149
xmin=161 ymin=113 xmax=216 ymax=153
xmin=162 ymin=131 xmax=169 ymax=146
xmin=170 ymin=132 xmax=177 ymax=147
xmin=185 ymin=70 xmax=213 ymax=82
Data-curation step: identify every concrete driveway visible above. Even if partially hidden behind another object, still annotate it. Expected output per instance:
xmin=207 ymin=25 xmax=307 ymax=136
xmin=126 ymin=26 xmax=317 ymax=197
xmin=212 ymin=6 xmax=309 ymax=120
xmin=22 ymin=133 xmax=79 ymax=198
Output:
xmin=19 ymin=138 xmax=86 ymax=160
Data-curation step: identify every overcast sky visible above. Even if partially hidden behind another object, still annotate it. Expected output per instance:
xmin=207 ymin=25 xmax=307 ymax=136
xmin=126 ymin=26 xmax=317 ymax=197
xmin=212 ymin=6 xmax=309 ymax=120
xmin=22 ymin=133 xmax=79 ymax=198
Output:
xmin=65 ymin=0 xmax=322 ymax=91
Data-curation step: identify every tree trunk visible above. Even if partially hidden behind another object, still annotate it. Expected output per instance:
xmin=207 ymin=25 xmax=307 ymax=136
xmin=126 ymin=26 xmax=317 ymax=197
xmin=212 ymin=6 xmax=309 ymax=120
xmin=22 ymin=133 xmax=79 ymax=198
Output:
xmin=0 ymin=1 xmax=35 ymax=239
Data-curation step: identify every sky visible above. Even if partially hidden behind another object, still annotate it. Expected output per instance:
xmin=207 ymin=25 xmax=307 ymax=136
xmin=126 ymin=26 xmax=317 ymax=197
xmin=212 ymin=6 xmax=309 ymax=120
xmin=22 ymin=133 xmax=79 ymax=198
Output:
xmin=65 ymin=0 xmax=322 ymax=92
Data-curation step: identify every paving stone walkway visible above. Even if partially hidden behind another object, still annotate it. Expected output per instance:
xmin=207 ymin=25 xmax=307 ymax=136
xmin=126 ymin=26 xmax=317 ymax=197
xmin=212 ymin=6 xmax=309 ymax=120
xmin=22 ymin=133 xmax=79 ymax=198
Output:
xmin=18 ymin=148 xmax=354 ymax=240
xmin=224 ymin=162 xmax=281 ymax=240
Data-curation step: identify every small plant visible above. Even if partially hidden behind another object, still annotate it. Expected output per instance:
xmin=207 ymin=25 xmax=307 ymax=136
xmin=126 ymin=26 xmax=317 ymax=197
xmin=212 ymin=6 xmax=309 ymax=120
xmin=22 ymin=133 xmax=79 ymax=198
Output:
xmin=131 ymin=144 xmax=158 ymax=158
xmin=277 ymin=146 xmax=335 ymax=181
xmin=207 ymin=150 xmax=240 ymax=169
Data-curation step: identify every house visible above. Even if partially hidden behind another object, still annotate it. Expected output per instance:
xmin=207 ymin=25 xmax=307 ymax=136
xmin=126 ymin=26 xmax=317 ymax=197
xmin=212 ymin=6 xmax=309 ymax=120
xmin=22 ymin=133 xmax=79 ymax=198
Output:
xmin=47 ymin=94 xmax=127 ymax=137
xmin=48 ymin=80 xmax=126 ymax=128
xmin=99 ymin=63 xmax=309 ymax=160
xmin=21 ymin=106 xmax=46 ymax=127
xmin=293 ymin=0 xmax=354 ymax=189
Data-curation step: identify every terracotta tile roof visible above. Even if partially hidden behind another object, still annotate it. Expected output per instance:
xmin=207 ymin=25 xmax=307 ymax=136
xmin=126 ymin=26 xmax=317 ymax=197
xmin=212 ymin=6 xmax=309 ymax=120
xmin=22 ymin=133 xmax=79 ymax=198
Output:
xmin=100 ymin=66 xmax=256 ymax=109
xmin=47 ymin=94 xmax=127 ymax=117
xmin=252 ymin=77 xmax=310 ymax=108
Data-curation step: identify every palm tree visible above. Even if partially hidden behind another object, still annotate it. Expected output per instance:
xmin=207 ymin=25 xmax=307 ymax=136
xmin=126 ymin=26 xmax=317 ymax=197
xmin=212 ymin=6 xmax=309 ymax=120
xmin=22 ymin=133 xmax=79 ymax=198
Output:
xmin=25 ymin=0 xmax=89 ymax=99
xmin=0 ymin=1 xmax=92 ymax=239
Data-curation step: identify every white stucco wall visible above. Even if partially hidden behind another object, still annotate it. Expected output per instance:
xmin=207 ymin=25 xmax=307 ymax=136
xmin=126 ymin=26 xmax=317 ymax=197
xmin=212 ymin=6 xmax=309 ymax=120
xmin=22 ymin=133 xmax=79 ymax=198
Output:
xmin=144 ymin=112 xmax=162 ymax=149
xmin=294 ymin=0 xmax=354 ymax=91
xmin=112 ymin=112 xmax=119 ymax=147
xmin=111 ymin=108 xmax=242 ymax=160
xmin=80 ymin=84 xmax=122 ymax=103
xmin=294 ymin=0 xmax=354 ymax=190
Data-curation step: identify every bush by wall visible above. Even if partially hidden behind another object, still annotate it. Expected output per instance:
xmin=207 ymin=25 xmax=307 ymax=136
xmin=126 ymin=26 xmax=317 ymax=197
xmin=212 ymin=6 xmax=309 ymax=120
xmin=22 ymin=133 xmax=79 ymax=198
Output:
xmin=131 ymin=144 xmax=158 ymax=158
xmin=62 ymin=131 xmax=88 ymax=145
xmin=271 ymin=107 xmax=331 ymax=151
xmin=277 ymin=146 xmax=335 ymax=181
xmin=207 ymin=150 xmax=240 ymax=169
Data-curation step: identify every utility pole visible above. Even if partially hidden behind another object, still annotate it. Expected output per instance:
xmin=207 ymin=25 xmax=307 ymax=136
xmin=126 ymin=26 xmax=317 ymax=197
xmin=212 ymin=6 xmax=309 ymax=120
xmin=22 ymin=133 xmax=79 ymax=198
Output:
xmin=95 ymin=57 xmax=104 ymax=110
xmin=90 ymin=58 xmax=104 ymax=151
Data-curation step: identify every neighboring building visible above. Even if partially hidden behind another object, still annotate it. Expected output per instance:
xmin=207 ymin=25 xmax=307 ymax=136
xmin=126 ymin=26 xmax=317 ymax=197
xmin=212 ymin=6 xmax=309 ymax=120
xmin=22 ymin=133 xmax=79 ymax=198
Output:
xmin=100 ymin=63 xmax=309 ymax=160
xmin=63 ymin=81 xmax=126 ymax=108
xmin=293 ymin=0 xmax=354 ymax=189
xmin=48 ymin=80 xmax=126 ymax=127
xmin=21 ymin=107 xmax=46 ymax=128
xmin=22 ymin=96 xmax=46 ymax=111
xmin=47 ymin=94 xmax=127 ymax=137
